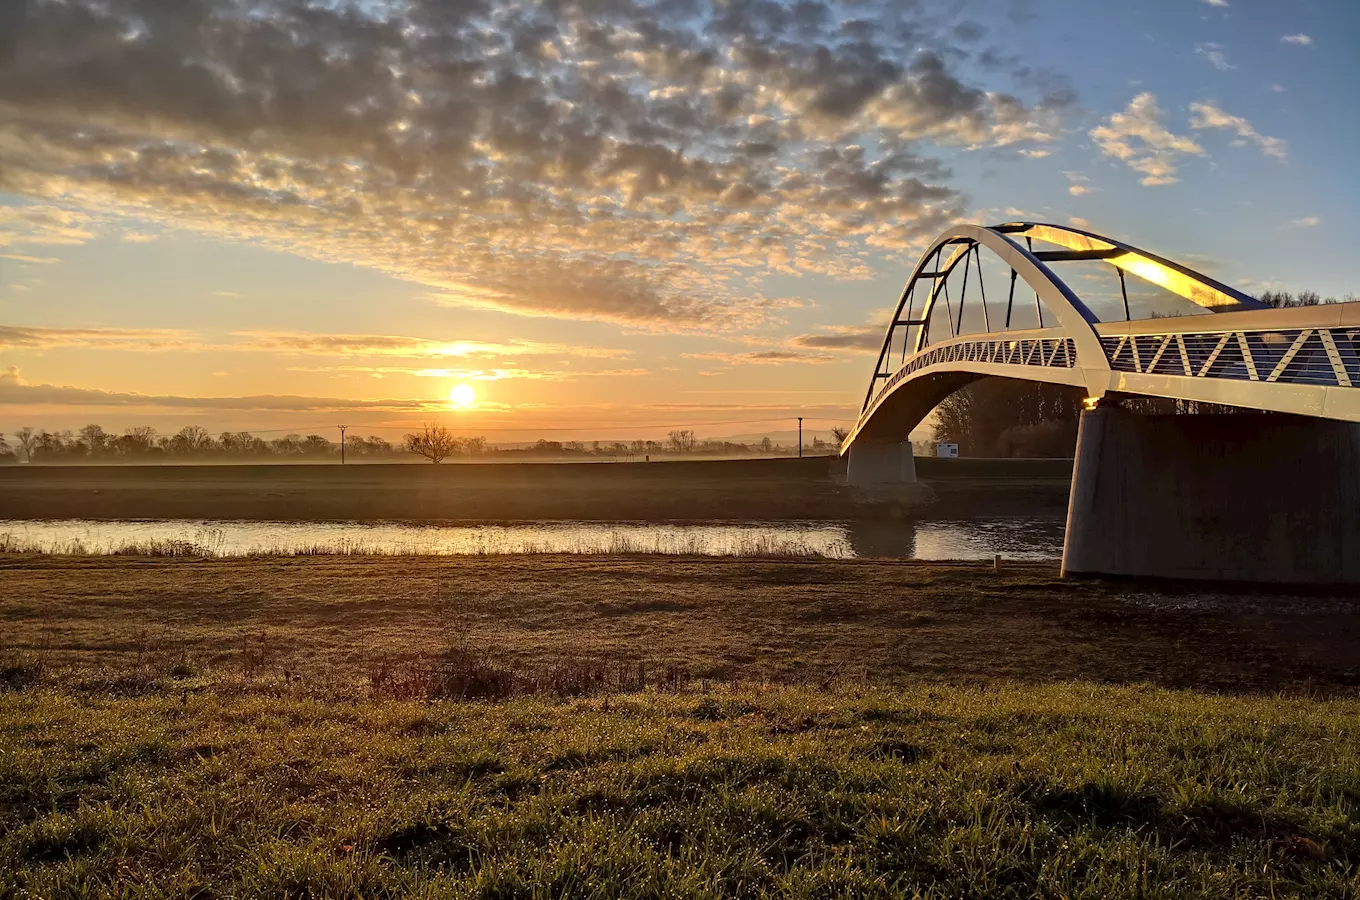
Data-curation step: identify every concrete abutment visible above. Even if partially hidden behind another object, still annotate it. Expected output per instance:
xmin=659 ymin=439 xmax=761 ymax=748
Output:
xmin=846 ymin=441 xmax=917 ymax=488
xmin=1061 ymin=407 xmax=1360 ymax=585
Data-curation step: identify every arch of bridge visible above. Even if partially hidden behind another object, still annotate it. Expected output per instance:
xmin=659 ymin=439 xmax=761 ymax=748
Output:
xmin=849 ymin=221 xmax=1275 ymax=450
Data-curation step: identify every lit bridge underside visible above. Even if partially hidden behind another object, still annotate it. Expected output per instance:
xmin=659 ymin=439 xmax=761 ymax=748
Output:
xmin=844 ymin=222 xmax=1360 ymax=450
xmin=841 ymin=222 xmax=1360 ymax=586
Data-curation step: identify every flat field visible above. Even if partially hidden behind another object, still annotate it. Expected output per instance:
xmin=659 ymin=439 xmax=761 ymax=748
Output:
xmin=0 ymin=456 xmax=1073 ymax=522
xmin=5 ymin=555 xmax=1358 ymax=897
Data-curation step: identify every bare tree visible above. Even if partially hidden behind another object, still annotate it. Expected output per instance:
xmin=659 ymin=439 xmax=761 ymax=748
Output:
xmin=166 ymin=425 xmax=215 ymax=455
xmin=667 ymin=429 xmax=696 ymax=453
xmin=79 ymin=424 xmax=110 ymax=456
xmin=13 ymin=427 xmax=35 ymax=463
xmin=118 ymin=426 xmax=159 ymax=457
xmin=830 ymin=426 xmax=850 ymax=444
xmin=404 ymin=423 xmax=461 ymax=463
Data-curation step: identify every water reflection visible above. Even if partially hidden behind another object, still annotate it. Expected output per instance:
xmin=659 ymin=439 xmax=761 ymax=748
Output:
xmin=0 ymin=517 xmax=1065 ymax=560
xmin=844 ymin=519 xmax=918 ymax=558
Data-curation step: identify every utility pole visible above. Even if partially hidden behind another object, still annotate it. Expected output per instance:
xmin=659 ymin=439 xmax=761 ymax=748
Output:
xmin=337 ymin=424 xmax=348 ymax=464
xmin=797 ymin=417 xmax=804 ymax=458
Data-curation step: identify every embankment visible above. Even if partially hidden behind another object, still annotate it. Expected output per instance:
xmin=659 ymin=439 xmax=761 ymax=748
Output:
xmin=0 ymin=456 xmax=1072 ymax=522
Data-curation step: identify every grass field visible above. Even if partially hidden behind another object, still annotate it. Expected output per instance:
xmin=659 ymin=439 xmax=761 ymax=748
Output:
xmin=4 ymin=554 xmax=1357 ymax=896
xmin=4 ymin=684 xmax=1359 ymax=897
xmin=0 ymin=456 xmax=1073 ymax=522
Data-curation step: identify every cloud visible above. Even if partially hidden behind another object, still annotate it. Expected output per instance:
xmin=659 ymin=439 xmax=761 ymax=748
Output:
xmin=1189 ymin=101 xmax=1287 ymax=160
xmin=682 ymin=350 xmax=839 ymax=365
xmin=1064 ymin=172 xmax=1095 ymax=197
xmin=0 ymin=325 xmax=202 ymax=352
xmin=227 ymin=331 xmax=630 ymax=360
xmin=0 ymin=205 xmax=96 ymax=249
xmin=0 ymin=0 xmax=1070 ymax=331
xmin=0 ymin=368 xmax=447 ymax=412
xmin=1195 ymin=43 xmax=1235 ymax=71
xmin=1281 ymin=34 xmax=1313 ymax=46
xmin=1018 ymin=149 xmax=1052 ymax=159
xmin=790 ymin=324 xmax=885 ymax=353
xmin=0 ymin=326 xmax=633 ymax=362
xmin=288 ymin=365 xmax=650 ymax=381
xmin=1090 ymin=93 xmax=1204 ymax=185
xmin=1286 ymin=216 xmax=1321 ymax=228
xmin=1068 ymin=216 xmax=1092 ymax=228
xmin=1202 ymin=0 xmax=1229 ymax=6
xmin=0 ymin=253 xmax=60 ymax=264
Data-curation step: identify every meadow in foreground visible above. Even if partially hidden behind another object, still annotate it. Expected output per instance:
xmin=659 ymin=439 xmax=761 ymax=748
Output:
xmin=2 ymin=684 xmax=1358 ymax=898
xmin=3 ymin=554 xmax=1358 ymax=897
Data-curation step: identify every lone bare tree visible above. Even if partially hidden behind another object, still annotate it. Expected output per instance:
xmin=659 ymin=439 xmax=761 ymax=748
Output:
xmin=404 ymin=423 xmax=461 ymax=463
xmin=830 ymin=426 xmax=850 ymax=444
xmin=13 ymin=427 xmax=35 ymax=463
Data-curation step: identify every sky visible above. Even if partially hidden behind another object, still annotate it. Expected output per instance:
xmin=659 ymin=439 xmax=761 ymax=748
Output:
xmin=1 ymin=0 xmax=1356 ymax=444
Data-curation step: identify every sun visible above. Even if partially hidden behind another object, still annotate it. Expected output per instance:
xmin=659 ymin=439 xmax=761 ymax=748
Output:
xmin=449 ymin=383 xmax=477 ymax=409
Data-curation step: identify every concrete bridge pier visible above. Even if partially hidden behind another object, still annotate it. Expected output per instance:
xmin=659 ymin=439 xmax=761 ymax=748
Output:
xmin=1062 ymin=406 xmax=1360 ymax=585
xmin=846 ymin=440 xmax=917 ymax=488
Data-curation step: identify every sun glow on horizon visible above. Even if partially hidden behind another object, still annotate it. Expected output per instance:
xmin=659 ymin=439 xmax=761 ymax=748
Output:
xmin=449 ymin=382 xmax=477 ymax=409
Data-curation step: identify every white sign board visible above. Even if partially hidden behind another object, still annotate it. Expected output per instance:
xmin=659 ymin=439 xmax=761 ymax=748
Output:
xmin=936 ymin=442 xmax=959 ymax=458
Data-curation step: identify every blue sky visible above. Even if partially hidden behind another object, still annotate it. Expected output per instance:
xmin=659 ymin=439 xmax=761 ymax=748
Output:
xmin=0 ymin=0 xmax=1355 ymax=442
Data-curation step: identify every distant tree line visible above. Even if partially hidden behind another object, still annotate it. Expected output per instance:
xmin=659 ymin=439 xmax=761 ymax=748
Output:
xmin=0 ymin=423 xmax=825 ymax=464
xmin=0 ymin=424 xmax=402 ymax=464
xmin=400 ymin=423 xmax=818 ymax=463
xmin=932 ymin=289 xmax=1351 ymax=457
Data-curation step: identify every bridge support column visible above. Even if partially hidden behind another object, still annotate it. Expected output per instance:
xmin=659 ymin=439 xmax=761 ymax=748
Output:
xmin=846 ymin=441 xmax=917 ymax=487
xmin=1062 ymin=407 xmax=1360 ymax=585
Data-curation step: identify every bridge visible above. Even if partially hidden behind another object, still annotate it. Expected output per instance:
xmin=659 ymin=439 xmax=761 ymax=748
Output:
xmin=842 ymin=222 xmax=1360 ymax=585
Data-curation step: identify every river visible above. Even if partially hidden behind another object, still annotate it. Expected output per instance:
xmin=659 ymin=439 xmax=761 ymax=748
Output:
xmin=0 ymin=516 xmax=1066 ymax=560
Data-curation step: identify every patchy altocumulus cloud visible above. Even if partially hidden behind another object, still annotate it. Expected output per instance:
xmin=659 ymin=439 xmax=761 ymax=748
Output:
xmin=0 ymin=0 xmax=1070 ymax=331
xmin=1090 ymin=93 xmax=1203 ymax=186
xmin=1093 ymin=94 xmax=1287 ymax=185
xmin=1194 ymin=43 xmax=1234 ymax=72
xmin=1188 ymin=101 xmax=1287 ymax=161
xmin=0 ymin=205 xmax=97 ymax=247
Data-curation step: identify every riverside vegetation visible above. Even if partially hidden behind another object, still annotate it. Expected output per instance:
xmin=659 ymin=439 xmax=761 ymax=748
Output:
xmin=3 ymin=554 xmax=1359 ymax=896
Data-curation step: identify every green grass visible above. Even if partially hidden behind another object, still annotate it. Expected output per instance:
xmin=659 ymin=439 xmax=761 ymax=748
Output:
xmin=3 ymin=683 xmax=1358 ymax=898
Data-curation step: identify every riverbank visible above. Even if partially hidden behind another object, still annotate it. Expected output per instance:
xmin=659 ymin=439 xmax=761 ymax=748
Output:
xmin=3 ymin=555 xmax=1355 ymax=695
xmin=0 ymin=457 xmax=1073 ymax=522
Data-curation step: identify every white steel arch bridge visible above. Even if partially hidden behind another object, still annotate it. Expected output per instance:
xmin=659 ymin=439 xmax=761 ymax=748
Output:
xmin=842 ymin=221 xmax=1360 ymax=452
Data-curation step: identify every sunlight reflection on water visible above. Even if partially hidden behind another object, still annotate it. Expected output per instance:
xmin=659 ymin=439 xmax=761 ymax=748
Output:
xmin=0 ymin=517 xmax=1065 ymax=560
